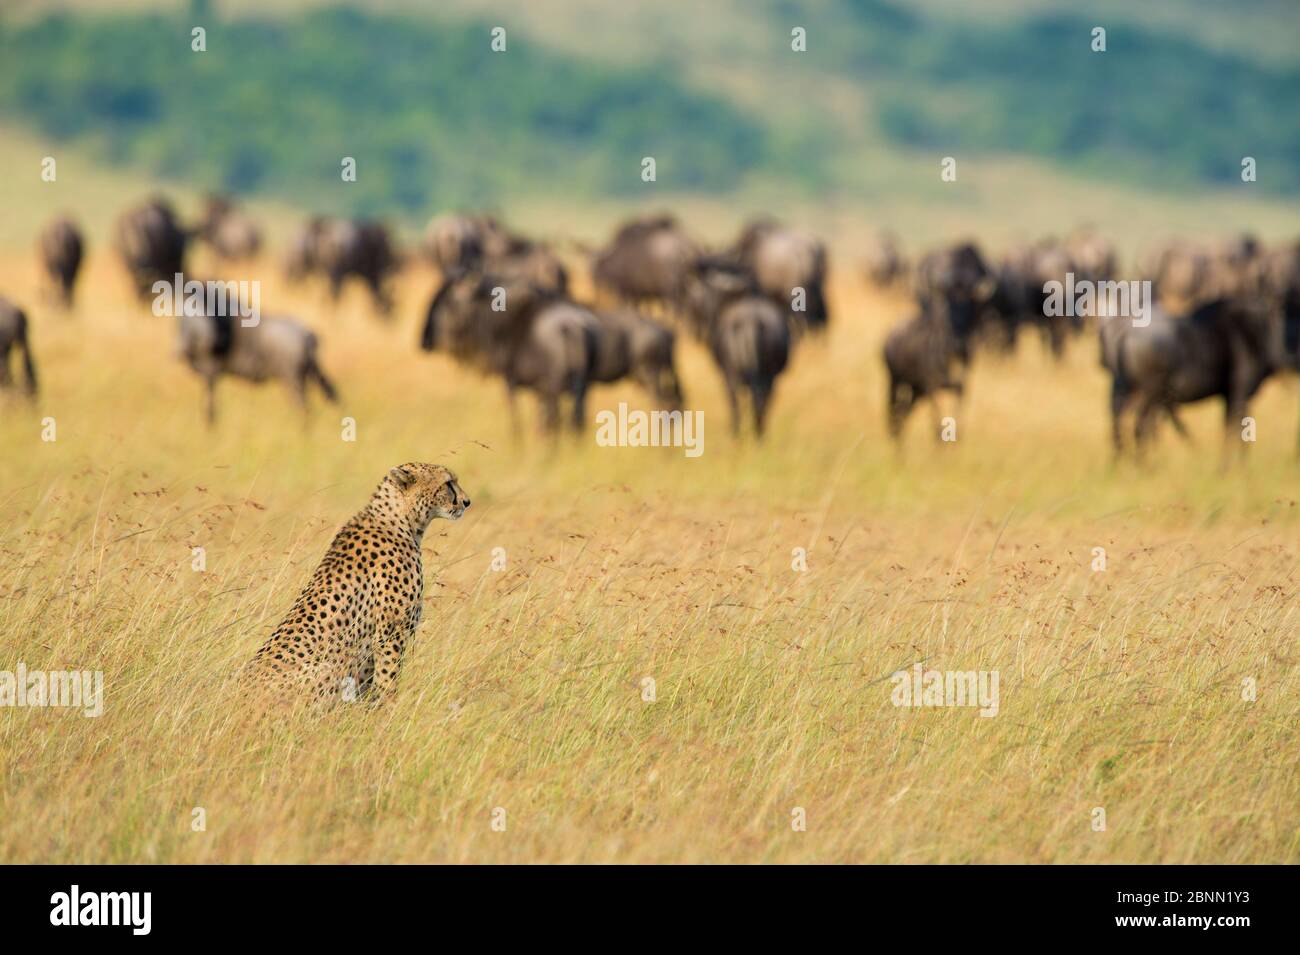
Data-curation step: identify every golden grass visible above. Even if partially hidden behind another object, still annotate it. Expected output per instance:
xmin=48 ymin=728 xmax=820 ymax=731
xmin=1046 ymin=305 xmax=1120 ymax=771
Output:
xmin=0 ymin=228 xmax=1298 ymax=863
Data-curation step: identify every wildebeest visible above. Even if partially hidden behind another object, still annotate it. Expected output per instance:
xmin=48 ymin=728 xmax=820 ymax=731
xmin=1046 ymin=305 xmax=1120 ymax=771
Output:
xmin=287 ymin=217 xmax=400 ymax=315
xmin=284 ymin=217 xmax=326 ymax=282
xmin=197 ymin=195 xmax=261 ymax=263
xmin=909 ymin=240 xmax=1011 ymax=352
xmin=1141 ymin=237 xmax=1264 ymax=312
xmin=992 ymin=240 xmax=1082 ymax=358
xmin=419 ymin=271 xmax=593 ymax=433
xmin=733 ymin=218 xmax=829 ymax=333
xmin=38 ymin=217 xmax=84 ymax=308
xmin=1096 ymin=302 xmax=1192 ymax=446
xmin=0 ymin=296 xmax=38 ymax=396
xmin=424 ymin=213 xmax=487 ymax=273
xmin=317 ymin=219 xmax=401 ymax=315
xmin=116 ymin=197 xmax=189 ymax=299
xmin=1107 ymin=296 xmax=1289 ymax=464
xmin=883 ymin=292 xmax=984 ymax=441
xmin=682 ymin=259 xmax=789 ymax=437
xmin=863 ymin=230 xmax=907 ymax=288
xmin=424 ymin=213 xmax=567 ymax=294
xmin=1257 ymin=241 xmax=1300 ymax=342
xmin=487 ymin=238 xmax=569 ymax=296
xmin=177 ymin=303 xmax=337 ymax=426
xmin=1065 ymin=227 xmax=1118 ymax=286
xmin=882 ymin=241 xmax=999 ymax=438
xmin=913 ymin=241 xmax=996 ymax=302
xmin=423 ymin=212 xmax=512 ymax=268
xmin=587 ymin=308 xmax=684 ymax=409
xmin=592 ymin=215 xmax=699 ymax=312
xmin=1249 ymin=240 xmax=1300 ymax=449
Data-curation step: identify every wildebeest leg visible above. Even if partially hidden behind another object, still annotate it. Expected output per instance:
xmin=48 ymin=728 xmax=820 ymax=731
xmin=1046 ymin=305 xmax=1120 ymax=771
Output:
xmin=539 ymin=390 xmax=561 ymax=435
xmin=662 ymin=367 xmax=684 ymax=410
xmin=370 ymin=278 xmax=394 ymax=319
xmin=12 ymin=327 xmax=38 ymax=396
xmin=1133 ymin=397 xmax=1160 ymax=464
xmin=1165 ymin=407 xmax=1193 ymax=444
xmin=204 ymin=375 xmax=219 ymax=428
xmin=306 ymin=356 xmax=338 ymax=403
xmin=1221 ymin=396 xmax=1247 ymax=471
xmin=290 ymin=369 xmax=311 ymax=425
xmin=0 ymin=343 xmax=11 ymax=388
xmin=724 ymin=375 xmax=742 ymax=436
xmin=930 ymin=395 xmax=945 ymax=443
xmin=570 ymin=377 xmax=588 ymax=433
xmin=887 ymin=374 xmax=913 ymax=441
xmin=1109 ymin=379 xmax=1130 ymax=461
xmin=751 ymin=379 xmax=772 ymax=438
xmin=1049 ymin=320 xmax=1067 ymax=361
xmin=504 ymin=382 xmax=523 ymax=439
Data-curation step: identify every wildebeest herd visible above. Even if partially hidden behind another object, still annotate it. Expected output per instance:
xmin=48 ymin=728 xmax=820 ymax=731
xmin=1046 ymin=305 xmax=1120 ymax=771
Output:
xmin=3 ymin=194 xmax=1299 ymax=464
xmin=881 ymin=230 xmax=1300 ymax=461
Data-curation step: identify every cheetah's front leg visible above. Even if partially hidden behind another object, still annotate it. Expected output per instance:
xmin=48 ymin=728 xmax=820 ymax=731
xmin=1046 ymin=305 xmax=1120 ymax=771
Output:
xmin=369 ymin=621 xmax=411 ymax=701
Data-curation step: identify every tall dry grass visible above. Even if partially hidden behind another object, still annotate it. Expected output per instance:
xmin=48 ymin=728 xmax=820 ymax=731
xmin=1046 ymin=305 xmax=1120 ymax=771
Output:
xmin=0 ymin=236 xmax=1297 ymax=863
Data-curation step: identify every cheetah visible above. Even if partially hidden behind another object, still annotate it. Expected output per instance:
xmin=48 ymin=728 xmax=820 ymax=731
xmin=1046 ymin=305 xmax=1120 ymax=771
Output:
xmin=247 ymin=463 xmax=470 ymax=704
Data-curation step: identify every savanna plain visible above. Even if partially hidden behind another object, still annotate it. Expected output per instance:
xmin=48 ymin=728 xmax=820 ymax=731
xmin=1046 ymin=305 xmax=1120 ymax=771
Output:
xmin=1 ymin=216 xmax=1297 ymax=864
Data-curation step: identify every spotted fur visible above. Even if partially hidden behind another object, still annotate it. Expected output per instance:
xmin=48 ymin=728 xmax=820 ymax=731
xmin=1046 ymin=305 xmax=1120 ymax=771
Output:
xmin=247 ymin=463 xmax=470 ymax=704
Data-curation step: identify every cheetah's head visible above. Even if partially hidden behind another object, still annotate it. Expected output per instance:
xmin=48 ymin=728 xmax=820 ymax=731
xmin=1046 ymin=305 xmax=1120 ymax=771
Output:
xmin=385 ymin=462 xmax=471 ymax=530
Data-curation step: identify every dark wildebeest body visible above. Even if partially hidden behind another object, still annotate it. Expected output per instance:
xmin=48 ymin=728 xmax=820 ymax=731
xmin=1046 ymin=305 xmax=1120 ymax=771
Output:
xmin=863 ymin=230 xmax=907 ymax=288
xmin=1241 ymin=241 xmax=1300 ymax=450
xmin=424 ymin=214 xmax=487 ymax=273
xmin=425 ymin=213 xmax=567 ymax=294
xmin=586 ymin=308 xmax=684 ymax=409
xmin=177 ymin=306 xmax=337 ymax=426
xmin=1108 ymin=297 xmax=1288 ymax=463
xmin=592 ymin=215 xmax=698 ymax=312
xmin=298 ymin=218 xmax=400 ymax=315
xmin=116 ymin=197 xmax=189 ymax=300
xmin=992 ymin=240 xmax=1082 ymax=359
xmin=419 ymin=272 xmax=593 ymax=433
xmin=683 ymin=260 xmax=790 ymax=437
xmin=198 ymin=195 xmax=261 ymax=263
xmin=733 ymin=219 xmax=829 ymax=334
xmin=38 ymin=217 xmax=84 ymax=308
xmin=913 ymin=241 xmax=993 ymax=300
xmin=0 ymin=296 xmax=38 ymax=395
xmin=284 ymin=217 xmax=326 ymax=282
xmin=488 ymin=240 xmax=569 ymax=297
xmin=883 ymin=294 xmax=982 ymax=440
xmin=1097 ymin=303 xmax=1193 ymax=445
xmin=1065 ymin=227 xmax=1118 ymax=286
xmin=884 ymin=241 xmax=996 ymax=439
xmin=1141 ymin=236 xmax=1264 ymax=313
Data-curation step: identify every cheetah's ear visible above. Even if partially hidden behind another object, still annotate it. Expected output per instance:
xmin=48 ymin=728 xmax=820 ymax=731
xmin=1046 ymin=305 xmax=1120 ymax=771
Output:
xmin=388 ymin=465 xmax=416 ymax=490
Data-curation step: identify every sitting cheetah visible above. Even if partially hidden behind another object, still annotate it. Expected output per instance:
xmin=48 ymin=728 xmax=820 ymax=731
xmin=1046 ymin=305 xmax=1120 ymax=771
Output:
xmin=247 ymin=463 xmax=470 ymax=704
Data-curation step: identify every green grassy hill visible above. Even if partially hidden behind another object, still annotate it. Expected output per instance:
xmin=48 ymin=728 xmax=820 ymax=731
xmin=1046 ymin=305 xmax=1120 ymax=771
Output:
xmin=2 ymin=0 xmax=1298 ymax=250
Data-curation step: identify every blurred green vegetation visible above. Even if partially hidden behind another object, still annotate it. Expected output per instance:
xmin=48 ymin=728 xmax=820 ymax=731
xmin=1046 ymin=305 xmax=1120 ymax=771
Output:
xmin=0 ymin=8 xmax=789 ymax=216
xmin=0 ymin=1 xmax=1296 ymax=220
xmin=825 ymin=0 xmax=1300 ymax=193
